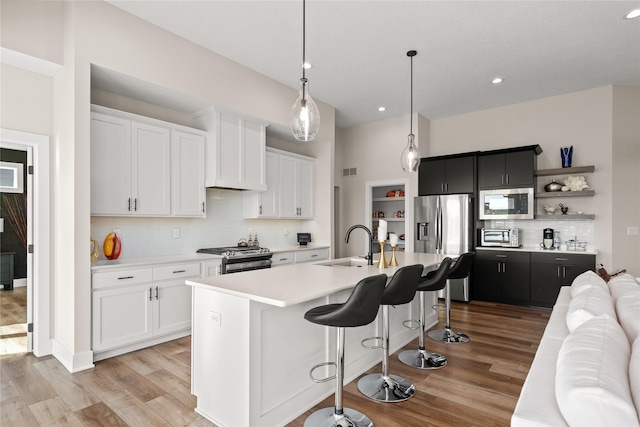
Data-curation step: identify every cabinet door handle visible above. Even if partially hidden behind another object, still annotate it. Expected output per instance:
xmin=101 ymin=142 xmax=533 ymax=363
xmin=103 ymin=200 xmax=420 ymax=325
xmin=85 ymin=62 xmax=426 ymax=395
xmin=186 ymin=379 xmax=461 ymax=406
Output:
xmin=562 ymin=267 xmax=566 ymax=278
xmin=128 ymin=198 xmax=131 ymax=211
xmin=134 ymin=198 xmax=138 ymax=211
xmin=501 ymin=175 xmax=504 ymax=185
xmin=557 ymin=266 xmax=561 ymax=278
xmin=502 ymin=262 xmax=506 ymax=273
xmin=497 ymin=263 xmax=501 ymax=273
xmin=118 ymin=276 xmax=134 ymax=280
xmin=259 ymin=205 xmax=262 ymax=215
xmin=442 ymin=183 xmax=445 ymax=193
xmin=149 ymin=287 xmax=153 ymax=301
xmin=201 ymin=202 xmax=205 ymax=213
xmin=172 ymin=270 xmax=186 ymax=274
xmin=445 ymin=182 xmax=448 ymax=192
xmin=155 ymin=286 xmax=159 ymax=300
xmin=506 ymin=174 xmax=510 ymax=184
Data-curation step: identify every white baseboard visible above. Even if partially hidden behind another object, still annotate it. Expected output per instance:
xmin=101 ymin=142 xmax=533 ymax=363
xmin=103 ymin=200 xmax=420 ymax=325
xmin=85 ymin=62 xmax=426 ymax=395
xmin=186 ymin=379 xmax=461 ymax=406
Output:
xmin=13 ymin=278 xmax=27 ymax=288
xmin=52 ymin=340 xmax=94 ymax=373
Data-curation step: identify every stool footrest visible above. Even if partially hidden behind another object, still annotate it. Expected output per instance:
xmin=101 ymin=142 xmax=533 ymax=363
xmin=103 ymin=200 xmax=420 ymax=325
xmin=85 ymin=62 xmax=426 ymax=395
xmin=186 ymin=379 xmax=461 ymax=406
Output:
xmin=431 ymin=303 xmax=446 ymax=311
xmin=360 ymin=336 xmax=383 ymax=350
xmin=402 ymin=319 xmax=421 ymax=330
xmin=309 ymin=362 xmax=337 ymax=383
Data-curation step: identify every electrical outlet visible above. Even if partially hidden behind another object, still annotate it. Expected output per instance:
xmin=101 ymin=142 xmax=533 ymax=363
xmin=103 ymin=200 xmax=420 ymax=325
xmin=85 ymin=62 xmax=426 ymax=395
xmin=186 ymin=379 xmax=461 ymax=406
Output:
xmin=627 ymin=226 xmax=639 ymax=236
xmin=210 ymin=311 xmax=221 ymax=326
xmin=172 ymin=228 xmax=180 ymax=239
xmin=283 ymin=227 xmax=288 ymax=236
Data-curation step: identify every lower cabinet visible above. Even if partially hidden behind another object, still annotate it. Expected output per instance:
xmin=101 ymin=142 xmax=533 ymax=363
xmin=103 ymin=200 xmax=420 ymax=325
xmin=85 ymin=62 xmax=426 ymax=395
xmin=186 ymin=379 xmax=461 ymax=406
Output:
xmin=475 ymin=250 xmax=530 ymax=303
xmin=271 ymin=248 xmax=329 ymax=267
xmin=530 ymin=252 xmax=596 ymax=307
xmin=92 ymin=262 xmax=200 ymax=360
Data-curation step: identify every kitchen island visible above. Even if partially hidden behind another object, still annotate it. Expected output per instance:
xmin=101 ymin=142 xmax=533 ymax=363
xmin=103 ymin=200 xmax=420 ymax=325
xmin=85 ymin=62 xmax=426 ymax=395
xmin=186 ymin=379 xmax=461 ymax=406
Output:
xmin=186 ymin=252 xmax=449 ymax=427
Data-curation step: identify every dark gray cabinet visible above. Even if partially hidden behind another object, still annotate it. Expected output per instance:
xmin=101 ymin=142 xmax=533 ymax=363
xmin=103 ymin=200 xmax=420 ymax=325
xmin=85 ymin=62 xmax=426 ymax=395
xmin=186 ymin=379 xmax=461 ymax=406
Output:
xmin=419 ymin=155 xmax=476 ymax=195
xmin=478 ymin=147 xmax=539 ymax=189
xmin=0 ymin=252 xmax=15 ymax=290
xmin=475 ymin=250 xmax=530 ymax=303
xmin=530 ymin=252 xmax=596 ymax=308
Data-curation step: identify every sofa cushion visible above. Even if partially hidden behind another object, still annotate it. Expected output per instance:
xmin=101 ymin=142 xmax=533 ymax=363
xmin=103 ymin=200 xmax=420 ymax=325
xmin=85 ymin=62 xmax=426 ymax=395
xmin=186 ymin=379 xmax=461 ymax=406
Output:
xmin=556 ymin=315 xmax=639 ymax=427
xmin=617 ymin=293 xmax=640 ymax=343
xmin=609 ymin=273 xmax=640 ymax=302
xmin=570 ymin=270 xmax=609 ymax=298
xmin=631 ymin=336 xmax=640 ymax=417
xmin=566 ymin=286 xmax=617 ymax=332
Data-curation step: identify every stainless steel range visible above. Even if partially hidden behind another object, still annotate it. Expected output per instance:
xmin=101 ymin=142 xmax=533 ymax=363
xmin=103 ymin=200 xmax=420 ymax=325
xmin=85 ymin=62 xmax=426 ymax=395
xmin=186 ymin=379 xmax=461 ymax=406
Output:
xmin=197 ymin=246 xmax=272 ymax=274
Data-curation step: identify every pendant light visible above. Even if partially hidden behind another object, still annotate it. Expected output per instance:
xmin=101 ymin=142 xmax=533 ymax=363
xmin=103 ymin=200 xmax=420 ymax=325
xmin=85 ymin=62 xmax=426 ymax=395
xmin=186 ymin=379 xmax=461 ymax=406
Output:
xmin=290 ymin=0 xmax=320 ymax=142
xmin=400 ymin=50 xmax=421 ymax=173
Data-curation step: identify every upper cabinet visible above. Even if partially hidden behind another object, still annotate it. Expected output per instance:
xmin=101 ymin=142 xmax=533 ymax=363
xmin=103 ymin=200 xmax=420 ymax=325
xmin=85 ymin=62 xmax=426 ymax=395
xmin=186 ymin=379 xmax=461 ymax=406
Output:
xmin=243 ymin=148 xmax=315 ymax=219
xmin=478 ymin=145 xmax=541 ymax=189
xmin=193 ymin=108 xmax=269 ymax=191
xmin=91 ymin=105 xmax=206 ymax=217
xmin=419 ymin=154 xmax=477 ymax=195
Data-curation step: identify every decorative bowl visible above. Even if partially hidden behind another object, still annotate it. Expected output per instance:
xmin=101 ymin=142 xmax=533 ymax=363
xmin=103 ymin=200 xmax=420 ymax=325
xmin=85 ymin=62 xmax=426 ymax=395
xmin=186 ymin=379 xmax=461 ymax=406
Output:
xmin=565 ymin=240 xmax=587 ymax=250
xmin=543 ymin=205 xmax=557 ymax=214
xmin=544 ymin=180 xmax=563 ymax=192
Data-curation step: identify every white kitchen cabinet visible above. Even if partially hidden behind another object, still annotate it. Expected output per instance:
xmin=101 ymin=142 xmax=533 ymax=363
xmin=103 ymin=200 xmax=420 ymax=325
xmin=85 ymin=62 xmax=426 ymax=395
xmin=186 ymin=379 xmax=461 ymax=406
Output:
xmin=278 ymin=153 xmax=315 ymax=219
xmin=294 ymin=248 xmax=329 ymax=263
xmin=193 ymin=108 xmax=269 ymax=191
xmin=92 ymin=262 xmax=199 ymax=360
xmin=242 ymin=151 xmax=279 ymax=218
xmin=91 ymin=105 xmax=206 ymax=217
xmin=202 ymin=259 xmax=222 ymax=277
xmin=171 ymin=130 xmax=206 ymax=217
xmin=271 ymin=251 xmax=295 ymax=267
xmin=91 ymin=111 xmax=171 ymax=216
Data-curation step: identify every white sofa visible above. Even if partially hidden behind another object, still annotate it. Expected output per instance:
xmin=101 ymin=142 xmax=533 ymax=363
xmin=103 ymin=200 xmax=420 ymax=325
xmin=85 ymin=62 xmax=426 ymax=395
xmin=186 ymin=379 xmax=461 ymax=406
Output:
xmin=512 ymin=271 xmax=640 ymax=426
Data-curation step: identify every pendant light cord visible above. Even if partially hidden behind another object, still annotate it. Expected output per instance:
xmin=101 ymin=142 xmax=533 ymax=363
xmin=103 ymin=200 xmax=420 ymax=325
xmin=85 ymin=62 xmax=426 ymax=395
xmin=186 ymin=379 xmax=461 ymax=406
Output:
xmin=410 ymin=53 xmax=413 ymax=134
xmin=302 ymin=0 xmax=306 ymax=81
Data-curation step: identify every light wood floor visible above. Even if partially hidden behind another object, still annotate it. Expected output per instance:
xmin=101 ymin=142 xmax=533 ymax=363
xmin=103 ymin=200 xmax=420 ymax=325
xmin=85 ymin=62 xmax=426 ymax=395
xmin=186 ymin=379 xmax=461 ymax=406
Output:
xmin=0 ymin=300 xmax=550 ymax=427
xmin=0 ymin=287 xmax=27 ymax=356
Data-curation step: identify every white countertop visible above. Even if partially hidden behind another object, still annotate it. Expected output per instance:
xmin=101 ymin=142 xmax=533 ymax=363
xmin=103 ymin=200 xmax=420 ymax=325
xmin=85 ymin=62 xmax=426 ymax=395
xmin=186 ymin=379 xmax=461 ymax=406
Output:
xmin=186 ymin=252 xmax=451 ymax=307
xmin=91 ymin=253 xmax=221 ymax=271
xmin=476 ymin=246 xmax=597 ymax=255
xmin=264 ymin=245 xmax=329 ymax=253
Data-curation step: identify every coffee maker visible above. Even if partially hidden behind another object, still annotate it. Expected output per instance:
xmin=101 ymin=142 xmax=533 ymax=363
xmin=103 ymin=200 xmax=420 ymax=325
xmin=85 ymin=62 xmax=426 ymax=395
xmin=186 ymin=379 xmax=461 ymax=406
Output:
xmin=543 ymin=228 xmax=554 ymax=249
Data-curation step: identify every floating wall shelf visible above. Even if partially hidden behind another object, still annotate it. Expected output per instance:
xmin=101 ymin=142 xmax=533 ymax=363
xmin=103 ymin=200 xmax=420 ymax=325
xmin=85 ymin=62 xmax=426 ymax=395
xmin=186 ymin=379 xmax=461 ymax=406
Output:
xmin=534 ymin=214 xmax=595 ymax=220
xmin=535 ymin=165 xmax=595 ymax=176
xmin=536 ymin=190 xmax=595 ymax=198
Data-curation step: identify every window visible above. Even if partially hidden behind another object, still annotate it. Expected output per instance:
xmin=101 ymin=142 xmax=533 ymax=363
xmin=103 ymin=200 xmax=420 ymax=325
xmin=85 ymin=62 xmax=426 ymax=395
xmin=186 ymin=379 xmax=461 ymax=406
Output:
xmin=0 ymin=161 xmax=24 ymax=193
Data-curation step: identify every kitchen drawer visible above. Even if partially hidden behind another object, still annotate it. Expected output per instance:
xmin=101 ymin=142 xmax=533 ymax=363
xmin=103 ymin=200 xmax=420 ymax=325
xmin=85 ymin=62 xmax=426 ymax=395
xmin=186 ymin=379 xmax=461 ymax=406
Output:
xmin=295 ymin=248 xmax=329 ymax=263
xmin=476 ymin=250 xmax=529 ymax=264
xmin=153 ymin=262 xmax=201 ymax=281
xmin=272 ymin=252 xmax=294 ymax=267
xmin=530 ymin=252 xmax=595 ymax=266
xmin=92 ymin=268 xmax=153 ymax=290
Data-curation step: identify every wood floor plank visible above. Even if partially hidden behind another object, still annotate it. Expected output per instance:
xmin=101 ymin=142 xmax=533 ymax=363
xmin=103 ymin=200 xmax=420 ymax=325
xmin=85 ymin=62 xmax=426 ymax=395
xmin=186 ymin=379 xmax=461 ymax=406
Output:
xmin=33 ymin=358 xmax=101 ymax=411
xmin=106 ymin=390 xmax=171 ymax=427
xmin=144 ymin=368 xmax=196 ymax=408
xmin=145 ymin=393 xmax=200 ymax=426
xmin=1 ymin=395 xmax=40 ymax=426
xmin=1 ymin=354 xmax=58 ymax=405
xmin=73 ymin=401 xmax=129 ymax=427
xmin=28 ymin=396 xmax=84 ymax=427
xmin=99 ymin=358 xmax=166 ymax=404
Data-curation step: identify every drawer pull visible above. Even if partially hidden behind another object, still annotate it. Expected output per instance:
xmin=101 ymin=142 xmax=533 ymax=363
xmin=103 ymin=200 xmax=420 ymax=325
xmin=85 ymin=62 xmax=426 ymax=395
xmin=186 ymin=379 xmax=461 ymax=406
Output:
xmin=279 ymin=258 xmax=288 ymax=261
xmin=172 ymin=270 xmax=186 ymax=274
xmin=555 ymin=258 xmax=568 ymax=261
xmin=118 ymin=276 xmax=134 ymax=280
xmin=311 ymin=254 xmax=318 ymax=258
xmin=496 ymin=255 xmax=507 ymax=258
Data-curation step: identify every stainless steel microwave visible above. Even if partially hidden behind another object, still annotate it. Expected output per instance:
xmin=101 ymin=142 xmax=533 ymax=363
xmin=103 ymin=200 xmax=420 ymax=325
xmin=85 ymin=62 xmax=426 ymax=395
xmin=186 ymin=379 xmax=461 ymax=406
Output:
xmin=481 ymin=228 xmax=521 ymax=247
xmin=479 ymin=187 xmax=534 ymax=220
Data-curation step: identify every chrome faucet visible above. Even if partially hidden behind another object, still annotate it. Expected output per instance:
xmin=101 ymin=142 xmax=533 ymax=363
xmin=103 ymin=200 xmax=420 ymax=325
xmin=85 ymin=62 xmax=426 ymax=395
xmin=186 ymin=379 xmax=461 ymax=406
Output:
xmin=345 ymin=224 xmax=373 ymax=265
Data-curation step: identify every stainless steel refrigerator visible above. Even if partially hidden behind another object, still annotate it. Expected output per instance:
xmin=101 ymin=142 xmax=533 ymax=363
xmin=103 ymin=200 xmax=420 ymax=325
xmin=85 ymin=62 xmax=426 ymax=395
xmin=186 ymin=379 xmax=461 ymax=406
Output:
xmin=415 ymin=194 xmax=473 ymax=301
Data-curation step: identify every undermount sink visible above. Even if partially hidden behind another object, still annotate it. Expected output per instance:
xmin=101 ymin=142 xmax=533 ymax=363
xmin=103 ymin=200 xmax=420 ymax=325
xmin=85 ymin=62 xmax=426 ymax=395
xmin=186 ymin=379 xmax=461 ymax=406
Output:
xmin=316 ymin=258 xmax=370 ymax=268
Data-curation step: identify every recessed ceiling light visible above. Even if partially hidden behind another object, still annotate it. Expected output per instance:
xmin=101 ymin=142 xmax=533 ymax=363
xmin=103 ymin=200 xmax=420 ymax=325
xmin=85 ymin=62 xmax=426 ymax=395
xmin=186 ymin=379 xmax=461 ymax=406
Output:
xmin=302 ymin=62 xmax=312 ymax=69
xmin=624 ymin=8 xmax=640 ymax=19
xmin=378 ymin=106 xmax=386 ymax=112
xmin=491 ymin=77 xmax=504 ymax=84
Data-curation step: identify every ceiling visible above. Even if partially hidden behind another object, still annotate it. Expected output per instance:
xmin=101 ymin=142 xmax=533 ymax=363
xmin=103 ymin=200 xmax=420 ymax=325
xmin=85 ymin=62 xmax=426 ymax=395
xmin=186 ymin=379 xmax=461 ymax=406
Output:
xmin=99 ymin=0 xmax=640 ymax=130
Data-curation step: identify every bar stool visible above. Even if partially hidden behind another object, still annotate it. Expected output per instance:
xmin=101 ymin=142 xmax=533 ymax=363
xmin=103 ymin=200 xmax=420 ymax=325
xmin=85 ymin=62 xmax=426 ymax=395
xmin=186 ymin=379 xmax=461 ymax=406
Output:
xmin=398 ymin=258 xmax=452 ymax=370
xmin=357 ymin=264 xmax=424 ymax=402
xmin=304 ymin=274 xmax=387 ymax=427
xmin=428 ymin=252 xmax=475 ymax=344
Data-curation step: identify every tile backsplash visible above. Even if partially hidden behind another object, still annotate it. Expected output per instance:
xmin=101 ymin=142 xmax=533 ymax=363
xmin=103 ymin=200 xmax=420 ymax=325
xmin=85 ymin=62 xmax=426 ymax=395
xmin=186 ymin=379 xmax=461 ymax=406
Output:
xmin=91 ymin=188 xmax=317 ymax=260
xmin=486 ymin=219 xmax=595 ymax=249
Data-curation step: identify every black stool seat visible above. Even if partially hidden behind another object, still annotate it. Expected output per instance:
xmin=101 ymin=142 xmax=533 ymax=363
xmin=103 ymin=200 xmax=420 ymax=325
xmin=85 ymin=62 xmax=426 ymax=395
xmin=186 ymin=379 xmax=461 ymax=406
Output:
xmin=357 ymin=264 xmax=424 ymax=403
xmin=304 ymin=273 xmax=387 ymax=328
xmin=398 ymin=258 xmax=452 ymax=370
xmin=428 ymin=252 xmax=475 ymax=344
xmin=303 ymin=274 xmax=387 ymax=427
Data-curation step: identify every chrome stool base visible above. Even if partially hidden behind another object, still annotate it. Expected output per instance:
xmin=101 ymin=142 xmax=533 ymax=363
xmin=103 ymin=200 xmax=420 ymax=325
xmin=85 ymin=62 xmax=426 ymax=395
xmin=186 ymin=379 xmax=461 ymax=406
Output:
xmin=357 ymin=373 xmax=415 ymax=402
xmin=304 ymin=407 xmax=373 ymax=427
xmin=398 ymin=349 xmax=447 ymax=370
xmin=428 ymin=328 xmax=470 ymax=344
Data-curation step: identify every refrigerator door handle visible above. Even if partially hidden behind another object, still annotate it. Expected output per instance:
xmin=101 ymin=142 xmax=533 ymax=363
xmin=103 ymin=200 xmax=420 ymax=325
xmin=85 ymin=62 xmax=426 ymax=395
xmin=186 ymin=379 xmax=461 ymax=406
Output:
xmin=437 ymin=202 xmax=444 ymax=252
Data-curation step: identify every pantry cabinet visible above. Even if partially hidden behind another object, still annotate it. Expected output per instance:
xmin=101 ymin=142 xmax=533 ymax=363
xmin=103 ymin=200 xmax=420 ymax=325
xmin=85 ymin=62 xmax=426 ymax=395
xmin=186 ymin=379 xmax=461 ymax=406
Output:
xmin=91 ymin=105 xmax=206 ymax=217
xmin=92 ymin=261 xmax=199 ymax=361
xmin=243 ymin=148 xmax=315 ymax=219
xmin=193 ymin=108 xmax=269 ymax=191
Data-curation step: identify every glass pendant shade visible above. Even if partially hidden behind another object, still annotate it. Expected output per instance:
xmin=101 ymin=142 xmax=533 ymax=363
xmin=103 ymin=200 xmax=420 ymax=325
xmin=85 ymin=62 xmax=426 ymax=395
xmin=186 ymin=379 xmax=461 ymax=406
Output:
xmin=401 ymin=133 xmax=421 ymax=173
xmin=290 ymin=77 xmax=320 ymax=142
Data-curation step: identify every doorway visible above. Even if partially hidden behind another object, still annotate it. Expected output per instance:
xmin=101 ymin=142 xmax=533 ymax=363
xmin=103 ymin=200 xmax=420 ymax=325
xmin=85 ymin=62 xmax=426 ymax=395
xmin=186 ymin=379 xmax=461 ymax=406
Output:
xmin=0 ymin=128 xmax=51 ymax=357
